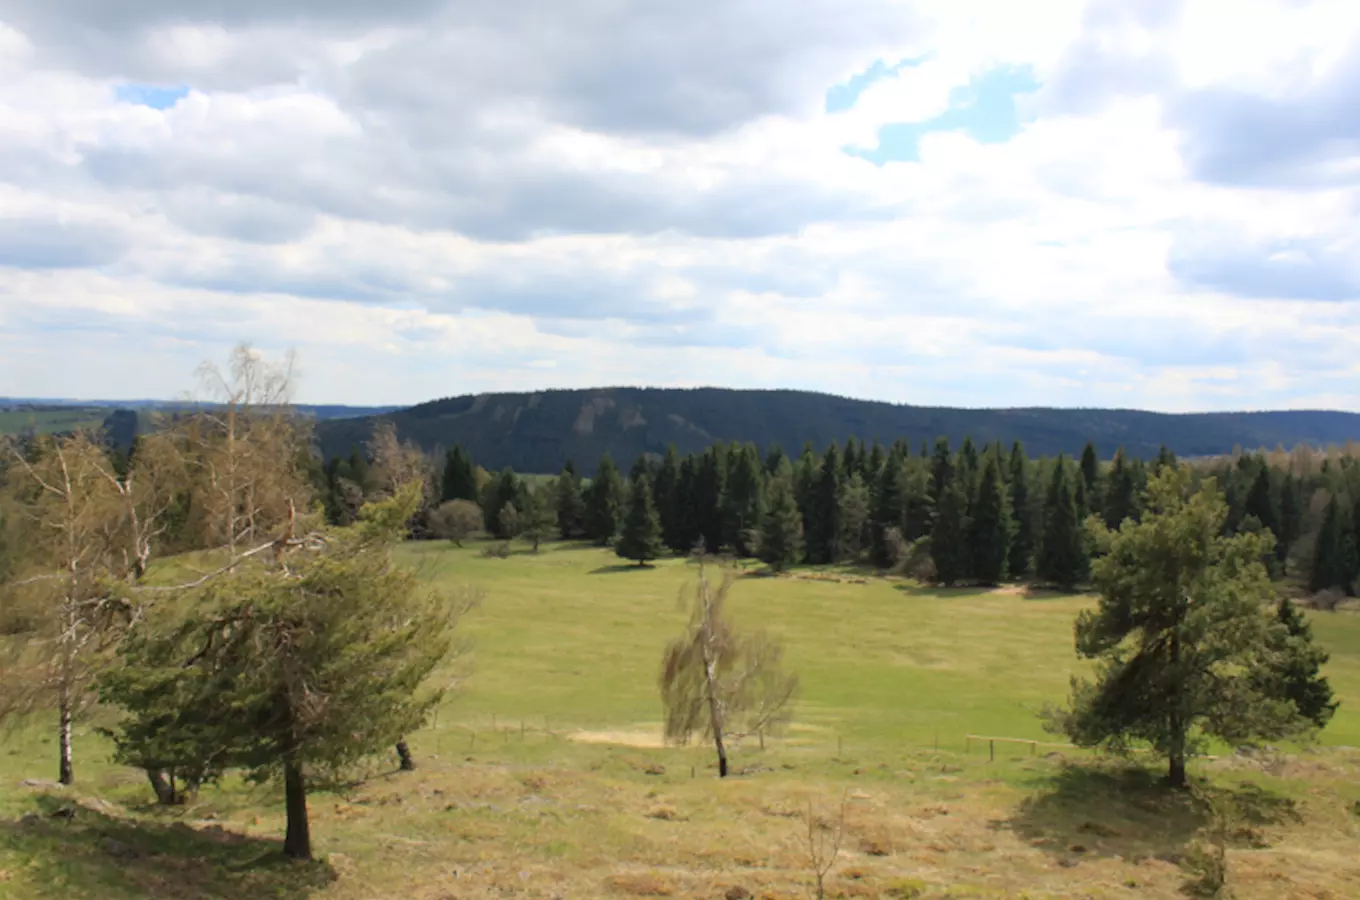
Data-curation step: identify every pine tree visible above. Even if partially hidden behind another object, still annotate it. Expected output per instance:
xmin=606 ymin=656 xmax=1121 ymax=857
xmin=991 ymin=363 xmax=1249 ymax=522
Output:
xmin=520 ymin=487 xmax=558 ymax=552
xmin=1007 ymin=442 xmax=1033 ymax=579
xmin=1103 ymin=448 xmax=1138 ymax=530
xmin=957 ymin=437 xmax=979 ymax=511
xmin=763 ymin=444 xmax=787 ymax=477
xmin=585 ymin=454 xmax=624 ymax=545
xmin=806 ymin=443 xmax=841 ymax=563
xmin=1053 ymin=469 xmax=1320 ymax=788
xmin=616 ymin=475 xmax=664 ymax=565
xmin=866 ymin=440 xmax=885 ymax=483
xmin=1264 ymin=598 xmax=1338 ymax=728
xmin=654 ymin=446 xmax=681 ymax=551
xmin=793 ymin=444 xmax=818 ymax=540
xmin=555 ymin=460 xmax=586 ymax=539
xmin=932 ymin=479 xmax=970 ymax=586
xmin=759 ymin=475 xmax=804 ymax=572
xmin=440 ymin=446 xmax=478 ymax=502
xmin=970 ymin=455 xmax=1011 ymax=586
xmin=1153 ymin=444 xmax=1177 ymax=474
xmin=1036 ymin=456 xmax=1088 ymax=590
xmin=901 ymin=461 xmax=933 ymax=542
xmin=482 ymin=468 xmax=523 ymax=538
xmin=842 ymin=437 xmax=861 ymax=483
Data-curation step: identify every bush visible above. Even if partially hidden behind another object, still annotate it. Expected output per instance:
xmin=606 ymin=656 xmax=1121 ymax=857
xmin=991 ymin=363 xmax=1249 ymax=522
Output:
xmin=427 ymin=499 xmax=483 ymax=547
xmin=480 ymin=541 xmax=512 ymax=559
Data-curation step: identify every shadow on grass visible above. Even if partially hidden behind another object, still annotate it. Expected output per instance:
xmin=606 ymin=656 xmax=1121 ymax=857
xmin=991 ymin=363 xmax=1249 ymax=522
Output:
xmin=893 ymin=583 xmax=990 ymax=599
xmin=589 ymin=563 xmax=652 ymax=574
xmin=2 ymin=793 xmax=335 ymax=899
xmin=1005 ymin=763 xmax=1300 ymax=867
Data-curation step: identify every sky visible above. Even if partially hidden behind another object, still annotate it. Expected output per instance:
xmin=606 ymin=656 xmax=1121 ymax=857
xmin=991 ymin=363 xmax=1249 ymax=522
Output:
xmin=1 ymin=0 xmax=1359 ymax=410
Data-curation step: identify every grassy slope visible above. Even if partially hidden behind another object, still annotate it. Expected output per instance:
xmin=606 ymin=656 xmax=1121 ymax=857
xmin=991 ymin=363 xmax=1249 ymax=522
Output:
xmin=0 ymin=409 xmax=106 ymax=436
xmin=2 ymin=542 xmax=1359 ymax=899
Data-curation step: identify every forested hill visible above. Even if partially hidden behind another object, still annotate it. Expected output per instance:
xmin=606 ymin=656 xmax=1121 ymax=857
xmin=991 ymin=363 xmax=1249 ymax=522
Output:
xmin=313 ymin=387 xmax=1360 ymax=474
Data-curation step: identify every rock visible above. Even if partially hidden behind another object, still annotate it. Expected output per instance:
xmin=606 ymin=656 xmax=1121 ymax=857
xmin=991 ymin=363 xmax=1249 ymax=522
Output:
xmin=100 ymin=838 xmax=138 ymax=859
xmin=19 ymin=779 xmax=62 ymax=790
xmin=724 ymin=886 xmax=751 ymax=900
xmin=16 ymin=813 xmax=40 ymax=828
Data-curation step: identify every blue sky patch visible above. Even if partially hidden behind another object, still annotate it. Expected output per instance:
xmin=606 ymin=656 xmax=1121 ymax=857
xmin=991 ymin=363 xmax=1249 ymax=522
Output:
xmin=845 ymin=65 xmax=1041 ymax=165
xmin=114 ymin=83 xmax=190 ymax=110
xmin=824 ymin=57 xmax=927 ymax=113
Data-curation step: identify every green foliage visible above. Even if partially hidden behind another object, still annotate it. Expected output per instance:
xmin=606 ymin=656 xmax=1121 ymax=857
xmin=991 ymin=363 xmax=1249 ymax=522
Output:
xmin=616 ymin=475 xmax=665 ymax=565
xmin=519 ymin=487 xmax=559 ymax=552
xmin=723 ymin=443 xmax=765 ymax=556
xmin=758 ymin=474 xmax=804 ymax=572
xmin=837 ymin=472 xmax=871 ymax=561
xmin=871 ymin=447 xmax=906 ymax=567
xmin=1261 ymin=598 xmax=1338 ymax=729
xmin=654 ymin=446 xmax=681 ymax=551
xmin=585 ymin=454 xmax=624 ymax=545
xmin=555 ymin=460 xmax=586 ymax=539
xmin=1309 ymin=496 xmax=1358 ymax=594
xmin=1036 ymin=458 xmax=1088 ymax=590
xmin=98 ymin=487 xmax=469 ymax=857
xmin=1103 ymin=448 xmax=1139 ymax=531
xmin=1050 ymin=468 xmax=1317 ymax=786
xmin=426 ymin=498 xmax=483 ymax=547
xmin=931 ymin=479 xmax=970 ymax=586
xmin=969 ymin=455 xmax=1011 ymax=586
xmin=806 ymin=444 xmax=841 ymax=564
xmin=1008 ymin=442 xmax=1033 ymax=579
xmin=1079 ymin=442 xmax=1100 ymax=516
xmin=440 ymin=446 xmax=478 ymax=503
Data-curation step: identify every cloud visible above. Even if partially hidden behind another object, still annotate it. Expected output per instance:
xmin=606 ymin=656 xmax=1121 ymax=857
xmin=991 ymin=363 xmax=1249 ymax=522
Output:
xmin=0 ymin=0 xmax=1358 ymax=413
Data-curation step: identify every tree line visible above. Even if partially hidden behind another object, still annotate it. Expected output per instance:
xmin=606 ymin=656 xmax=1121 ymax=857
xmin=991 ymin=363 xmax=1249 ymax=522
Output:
xmin=373 ymin=433 xmax=1360 ymax=595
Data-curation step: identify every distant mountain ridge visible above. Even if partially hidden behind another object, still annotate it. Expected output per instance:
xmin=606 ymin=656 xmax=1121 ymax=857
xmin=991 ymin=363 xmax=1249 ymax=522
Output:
xmin=314 ymin=387 xmax=1360 ymax=474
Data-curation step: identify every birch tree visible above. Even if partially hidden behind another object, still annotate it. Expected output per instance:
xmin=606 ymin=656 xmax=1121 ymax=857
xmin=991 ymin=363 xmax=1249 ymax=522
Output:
xmin=660 ymin=562 xmax=797 ymax=777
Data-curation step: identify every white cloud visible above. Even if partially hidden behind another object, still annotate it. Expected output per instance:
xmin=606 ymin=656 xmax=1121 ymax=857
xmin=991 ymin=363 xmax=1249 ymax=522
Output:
xmin=0 ymin=0 xmax=1357 ymax=413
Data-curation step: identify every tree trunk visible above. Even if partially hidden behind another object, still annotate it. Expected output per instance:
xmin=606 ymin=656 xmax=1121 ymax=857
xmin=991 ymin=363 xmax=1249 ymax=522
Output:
xmin=1168 ymin=625 xmax=1187 ymax=789
xmin=58 ymin=689 xmax=73 ymax=786
xmin=147 ymin=769 xmax=175 ymax=805
xmin=714 ymin=731 xmax=729 ymax=778
xmin=396 ymin=740 xmax=415 ymax=771
xmin=283 ymin=760 xmax=311 ymax=860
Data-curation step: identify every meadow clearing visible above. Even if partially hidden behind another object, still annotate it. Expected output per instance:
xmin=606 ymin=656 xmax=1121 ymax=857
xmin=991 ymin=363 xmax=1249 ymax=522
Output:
xmin=2 ymin=541 xmax=1359 ymax=899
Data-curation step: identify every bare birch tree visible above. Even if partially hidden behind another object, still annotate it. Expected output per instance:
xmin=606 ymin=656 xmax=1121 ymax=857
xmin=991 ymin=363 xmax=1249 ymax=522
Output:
xmin=660 ymin=561 xmax=798 ymax=777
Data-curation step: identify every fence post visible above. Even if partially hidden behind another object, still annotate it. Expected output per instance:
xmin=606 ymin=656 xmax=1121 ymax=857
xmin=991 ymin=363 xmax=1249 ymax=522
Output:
xmin=989 ymin=740 xmax=995 ymax=763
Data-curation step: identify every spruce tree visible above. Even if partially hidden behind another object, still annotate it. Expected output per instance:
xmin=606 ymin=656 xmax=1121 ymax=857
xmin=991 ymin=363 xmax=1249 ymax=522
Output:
xmin=440 ymin=446 xmax=478 ymax=502
xmin=929 ymin=437 xmax=953 ymax=510
xmin=616 ymin=475 xmax=664 ymax=565
xmin=672 ymin=456 xmax=700 ymax=553
xmin=1309 ymin=496 xmax=1358 ymax=594
xmin=806 ymin=443 xmax=842 ymax=563
xmin=1036 ymin=456 xmax=1088 ymax=590
xmin=1264 ymin=598 xmax=1338 ymax=728
xmin=793 ymin=444 xmax=818 ymax=538
xmin=1103 ymin=448 xmax=1137 ymax=530
xmin=763 ymin=444 xmax=787 ymax=477
xmin=1007 ymin=442 xmax=1033 ymax=579
xmin=1079 ymin=442 xmax=1100 ymax=517
xmin=1244 ymin=464 xmax=1280 ymax=551
xmin=723 ymin=443 xmax=765 ymax=556
xmin=957 ymin=437 xmax=979 ymax=512
xmin=837 ymin=473 xmax=871 ymax=561
xmin=1053 ymin=469 xmax=1322 ymax=788
xmin=901 ymin=461 xmax=933 ymax=542
xmin=932 ymin=479 xmax=970 ymax=586
xmin=654 ymin=446 xmax=681 ymax=552
xmin=970 ymin=455 xmax=1011 ymax=586
xmin=759 ymin=475 xmax=804 ymax=572
xmin=693 ymin=445 xmax=728 ymax=553
xmin=1278 ymin=474 xmax=1300 ymax=570
xmin=1153 ymin=445 xmax=1177 ymax=474
xmin=555 ymin=460 xmax=586 ymax=539
xmin=866 ymin=440 xmax=886 ymax=483
xmin=871 ymin=446 xmax=906 ymax=567
xmin=585 ymin=454 xmax=624 ymax=545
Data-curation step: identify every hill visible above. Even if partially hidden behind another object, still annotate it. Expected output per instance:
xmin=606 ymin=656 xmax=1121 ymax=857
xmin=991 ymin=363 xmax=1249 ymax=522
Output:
xmin=314 ymin=386 xmax=1360 ymax=473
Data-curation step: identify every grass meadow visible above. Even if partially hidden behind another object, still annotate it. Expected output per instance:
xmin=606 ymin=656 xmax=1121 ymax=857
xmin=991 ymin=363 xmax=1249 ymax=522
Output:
xmin=2 ymin=541 xmax=1359 ymax=898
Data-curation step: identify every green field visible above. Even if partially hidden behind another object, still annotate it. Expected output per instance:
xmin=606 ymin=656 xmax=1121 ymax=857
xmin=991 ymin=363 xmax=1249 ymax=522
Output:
xmin=2 ymin=542 xmax=1359 ymax=899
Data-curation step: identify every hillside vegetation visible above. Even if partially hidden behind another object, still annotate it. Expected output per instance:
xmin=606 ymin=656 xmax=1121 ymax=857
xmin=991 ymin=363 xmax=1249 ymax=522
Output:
xmin=2 ymin=543 xmax=1359 ymax=899
xmin=316 ymin=387 xmax=1360 ymax=474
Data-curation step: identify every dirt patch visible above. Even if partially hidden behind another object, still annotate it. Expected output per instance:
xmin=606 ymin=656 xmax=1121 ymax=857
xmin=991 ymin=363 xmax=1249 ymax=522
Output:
xmin=570 ymin=729 xmax=666 ymax=748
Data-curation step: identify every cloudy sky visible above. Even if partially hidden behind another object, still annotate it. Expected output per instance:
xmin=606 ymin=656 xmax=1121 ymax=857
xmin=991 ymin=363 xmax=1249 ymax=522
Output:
xmin=1 ymin=0 xmax=1358 ymax=410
